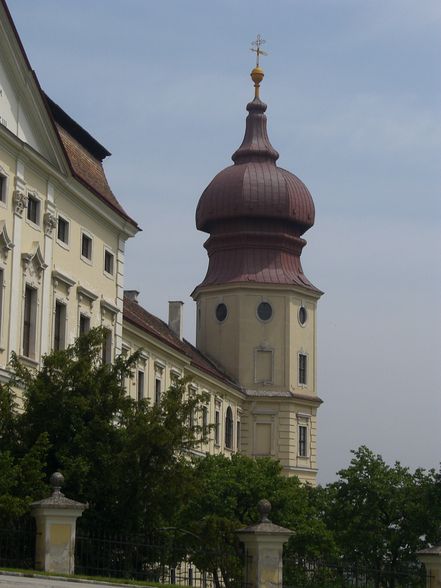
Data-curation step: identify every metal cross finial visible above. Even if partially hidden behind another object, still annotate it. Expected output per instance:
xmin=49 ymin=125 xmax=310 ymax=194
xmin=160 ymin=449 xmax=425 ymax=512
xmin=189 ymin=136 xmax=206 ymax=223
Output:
xmin=251 ymin=34 xmax=268 ymax=67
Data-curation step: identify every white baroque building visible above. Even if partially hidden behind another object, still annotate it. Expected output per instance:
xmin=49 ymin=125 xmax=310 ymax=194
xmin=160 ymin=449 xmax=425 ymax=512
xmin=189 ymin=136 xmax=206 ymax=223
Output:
xmin=0 ymin=0 xmax=323 ymax=484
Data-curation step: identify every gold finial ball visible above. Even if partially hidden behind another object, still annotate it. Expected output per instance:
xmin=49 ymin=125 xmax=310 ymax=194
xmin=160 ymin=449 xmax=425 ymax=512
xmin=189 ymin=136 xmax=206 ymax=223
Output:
xmin=251 ymin=66 xmax=264 ymax=86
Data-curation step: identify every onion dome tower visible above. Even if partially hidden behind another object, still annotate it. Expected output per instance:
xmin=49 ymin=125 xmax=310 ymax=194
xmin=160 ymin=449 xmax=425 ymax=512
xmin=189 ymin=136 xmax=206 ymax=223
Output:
xmin=195 ymin=68 xmax=318 ymax=292
xmin=193 ymin=43 xmax=323 ymax=483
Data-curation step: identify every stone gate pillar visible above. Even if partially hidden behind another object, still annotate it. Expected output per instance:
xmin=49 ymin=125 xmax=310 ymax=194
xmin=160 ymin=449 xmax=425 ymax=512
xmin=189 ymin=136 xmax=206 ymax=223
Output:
xmin=417 ymin=545 xmax=441 ymax=587
xmin=237 ymin=499 xmax=293 ymax=588
xmin=30 ymin=472 xmax=87 ymax=574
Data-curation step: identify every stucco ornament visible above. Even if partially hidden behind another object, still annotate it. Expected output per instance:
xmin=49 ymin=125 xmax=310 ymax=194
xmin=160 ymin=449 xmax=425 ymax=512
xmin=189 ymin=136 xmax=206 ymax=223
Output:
xmin=22 ymin=242 xmax=47 ymax=283
xmin=44 ymin=211 xmax=58 ymax=237
xmin=13 ymin=190 xmax=28 ymax=217
xmin=0 ymin=220 xmax=14 ymax=262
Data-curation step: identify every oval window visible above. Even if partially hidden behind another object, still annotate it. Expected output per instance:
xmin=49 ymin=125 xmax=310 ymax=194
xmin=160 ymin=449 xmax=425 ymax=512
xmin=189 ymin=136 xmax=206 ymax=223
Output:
xmin=299 ymin=306 xmax=307 ymax=326
xmin=215 ymin=303 xmax=228 ymax=322
xmin=257 ymin=302 xmax=272 ymax=321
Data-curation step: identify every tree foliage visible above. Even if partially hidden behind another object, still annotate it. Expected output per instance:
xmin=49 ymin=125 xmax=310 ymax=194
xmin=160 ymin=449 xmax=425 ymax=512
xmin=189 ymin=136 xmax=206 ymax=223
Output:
xmin=1 ymin=329 xmax=440 ymax=583
xmin=324 ymin=446 xmax=439 ymax=579
xmin=5 ymin=328 xmax=210 ymax=533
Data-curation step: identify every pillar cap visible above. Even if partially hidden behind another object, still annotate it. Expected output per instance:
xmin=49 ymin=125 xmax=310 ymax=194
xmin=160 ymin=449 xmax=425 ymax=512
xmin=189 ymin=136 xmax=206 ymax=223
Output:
xmin=237 ymin=499 xmax=294 ymax=536
xmin=30 ymin=471 xmax=87 ymax=511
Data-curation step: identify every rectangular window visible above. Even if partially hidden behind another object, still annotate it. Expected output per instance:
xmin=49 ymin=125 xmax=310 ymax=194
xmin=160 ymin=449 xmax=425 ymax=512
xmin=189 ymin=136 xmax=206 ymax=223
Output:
xmin=53 ymin=301 xmax=66 ymax=351
xmin=298 ymin=425 xmax=308 ymax=457
xmin=299 ymin=353 xmax=307 ymax=385
xmin=79 ymin=314 xmax=90 ymax=336
xmin=104 ymin=250 xmax=114 ymax=275
xmin=27 ymin=194 xmax=40 ymax=225
xmin=81 ymin=233 xmax=92 ymax=260
xmin=155 ymin=378 xmax=161 ymax=405
xmin=102 ymin=329 xmax=112 ymax=364
xmin=137 ymin=370 xmax=145 ymax=401
xmin=23 ymin=285 xmax=37 ymax=358
xmin=57 ymin=216 xmax=69 ymax=244
xmin=237 ymin=420 xmax=241 ymax=451
xmin=202 ymin=406 xmax=208 ymax=434
xmin=215 ymin=409 xmax=220 ymax=445
xmin=0 ymin=174 xmax=6 ymax=203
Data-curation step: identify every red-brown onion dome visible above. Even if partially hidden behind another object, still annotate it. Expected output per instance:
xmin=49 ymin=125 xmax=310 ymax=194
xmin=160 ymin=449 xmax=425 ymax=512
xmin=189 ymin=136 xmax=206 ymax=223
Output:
xmin=196 ymin=97 xmax=315 ymax=234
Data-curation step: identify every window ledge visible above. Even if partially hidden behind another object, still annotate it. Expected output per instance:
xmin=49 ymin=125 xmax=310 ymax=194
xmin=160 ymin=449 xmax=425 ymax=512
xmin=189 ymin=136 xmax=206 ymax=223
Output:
xmin=80 ymin=255 xmax=93 ymax=266
xmin=18 ymin=355 xmax=39 ymax=367
xmin=56 ymin=239 xmax=70 ymax=251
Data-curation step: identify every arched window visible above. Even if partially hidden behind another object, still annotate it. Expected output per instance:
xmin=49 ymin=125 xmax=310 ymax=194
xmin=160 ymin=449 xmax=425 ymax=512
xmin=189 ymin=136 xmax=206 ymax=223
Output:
xmin=225 ymin=406 xmax=233 ymax=449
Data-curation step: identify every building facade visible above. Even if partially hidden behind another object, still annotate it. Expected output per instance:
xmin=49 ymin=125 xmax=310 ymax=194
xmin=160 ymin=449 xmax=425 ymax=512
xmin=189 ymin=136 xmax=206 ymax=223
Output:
xmin=0 ymin=0 xmax=322 ymax=483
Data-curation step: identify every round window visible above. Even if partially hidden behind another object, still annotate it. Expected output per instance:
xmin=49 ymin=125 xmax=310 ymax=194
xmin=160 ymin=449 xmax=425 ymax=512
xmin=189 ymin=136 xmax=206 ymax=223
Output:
xmin=299 ymin=306 xmax=307 ymax=326
xmin=257 ymin=302 xmax=272 ymax=321
xmin=215 ymin=303 xmax=228 ymax=322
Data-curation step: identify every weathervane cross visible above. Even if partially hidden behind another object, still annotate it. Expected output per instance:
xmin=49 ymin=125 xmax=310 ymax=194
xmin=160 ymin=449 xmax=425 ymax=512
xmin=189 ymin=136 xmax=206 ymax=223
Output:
xmin=251 ymin=34 xmax=268 ymax=67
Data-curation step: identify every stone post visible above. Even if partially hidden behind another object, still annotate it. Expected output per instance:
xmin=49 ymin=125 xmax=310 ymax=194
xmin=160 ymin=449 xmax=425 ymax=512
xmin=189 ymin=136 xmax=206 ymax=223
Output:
xmin=30 ymin=472 xmax=87 ymax=575
xmin=417 ymin=545 xmax=441 ymax=587
xmin=237 ymin=499 xmax=293 ymax=588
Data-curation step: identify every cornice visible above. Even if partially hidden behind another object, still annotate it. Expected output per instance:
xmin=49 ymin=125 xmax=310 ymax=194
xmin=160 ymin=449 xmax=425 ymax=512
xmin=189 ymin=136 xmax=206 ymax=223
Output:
xmin=192 ymin=280 xmax=323 ymax=301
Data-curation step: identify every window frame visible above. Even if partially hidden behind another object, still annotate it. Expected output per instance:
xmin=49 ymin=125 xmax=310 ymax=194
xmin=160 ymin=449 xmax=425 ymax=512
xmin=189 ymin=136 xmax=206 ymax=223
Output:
xmin=22 ymin=285 xmax=37 ymax=359
xmin=215 ymin=407 xmax=221 ymax=446
xmin=225 ymin=406 xmax=234 ymax=450
xmin=79 ymin=313 xmax=91 ymax=336
xmin=53 ymin=299 xmax=67 ymax=351
xmin=103 ymin=247 xmax=115 ymax=277
xmin=80 ymin=230 xmax=93 ymax=264
xmin=102 ymin=328 xmax=112 ymax=364
xmin=298 ymin=352 xmax=308 ymax=386
xmin=137 ymin=369 xmax=145 ymax=402
xmin=26 ymin=191 xmax=41 ymax=227
xmin=0 ymin=167 xmax=8 ymax=206
xmin=298 ymin=424 xmax=308 ymax=457
xmin=57 ymin=215 xmax=70 ymax=248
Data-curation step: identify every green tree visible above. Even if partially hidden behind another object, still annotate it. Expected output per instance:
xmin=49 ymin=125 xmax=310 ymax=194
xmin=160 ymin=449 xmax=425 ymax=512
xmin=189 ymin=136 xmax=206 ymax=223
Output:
xmin=0 ymin=382 xmax=49 ymax=522
xmin=9 ymin=328 xmax=209 ymax=533
xmin=324 ymin=446 xmax=437 ymax=587
xmin=177 ymin=453 xmax=336 ymax=588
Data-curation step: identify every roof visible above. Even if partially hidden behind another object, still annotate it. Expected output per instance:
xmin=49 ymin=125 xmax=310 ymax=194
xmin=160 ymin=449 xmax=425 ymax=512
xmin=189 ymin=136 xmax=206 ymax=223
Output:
xmin=195 ymin=93 xmax=320 ymax=294
xmin=123 ymin=296 xmax=242 ymax=392
xmin=1 ymin=0 xmax=138 ymax=229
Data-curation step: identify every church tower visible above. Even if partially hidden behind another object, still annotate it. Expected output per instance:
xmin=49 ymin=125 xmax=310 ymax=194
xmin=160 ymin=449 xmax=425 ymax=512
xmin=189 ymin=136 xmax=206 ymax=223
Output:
xmin=192 ymin=50 xmax=323 ymax=483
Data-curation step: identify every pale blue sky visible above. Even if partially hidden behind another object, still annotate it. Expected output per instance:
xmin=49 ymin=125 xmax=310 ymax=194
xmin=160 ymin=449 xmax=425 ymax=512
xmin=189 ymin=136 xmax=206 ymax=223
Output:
xmin=6 ymin=0 xmax=441 ymax=483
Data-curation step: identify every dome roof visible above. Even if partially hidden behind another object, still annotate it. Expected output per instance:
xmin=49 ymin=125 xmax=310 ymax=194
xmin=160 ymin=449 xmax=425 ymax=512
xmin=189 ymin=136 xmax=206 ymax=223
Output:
xmin=193 ymin=73 xmax=320 ymax=295
xmin=196 ymin=97 xmax=315 ymax=234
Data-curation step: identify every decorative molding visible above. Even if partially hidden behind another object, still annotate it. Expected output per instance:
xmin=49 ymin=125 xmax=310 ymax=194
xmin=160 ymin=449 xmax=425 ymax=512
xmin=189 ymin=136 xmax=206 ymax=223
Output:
xmin=13 ymin=190 xmax=28 ymax=217
xmin=21 ymin=243 xmax=47 ymax=284
xmin=100 ymin=297 xmax=119 ymax=315
xmin=52 ymin=269 xmax=75 ymax=299
xmin=44 ymin=211 xmax=57 ymax=237
xmin=0 ymin=221 xmax=14 ymax=262
xmin=77 ymin=284 xmax=98 ymax=304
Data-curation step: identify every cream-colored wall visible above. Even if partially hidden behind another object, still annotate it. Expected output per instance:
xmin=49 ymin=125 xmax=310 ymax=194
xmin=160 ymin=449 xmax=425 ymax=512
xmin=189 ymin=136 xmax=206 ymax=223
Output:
xmin=194 ymin=283 xmax=322 ymax=483
xmin=195 ymin=284 xmax=319 ymax=394
xmin=0 ymin=126 xmax=127 ymax=374
xmin=122 ymin=321 xmax=244 ymax=457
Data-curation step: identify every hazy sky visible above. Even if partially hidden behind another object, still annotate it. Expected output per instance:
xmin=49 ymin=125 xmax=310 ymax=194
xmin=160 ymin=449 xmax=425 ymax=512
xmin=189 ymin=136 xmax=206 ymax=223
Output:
xmin=6 ymin=0 xmax=441 ymax=484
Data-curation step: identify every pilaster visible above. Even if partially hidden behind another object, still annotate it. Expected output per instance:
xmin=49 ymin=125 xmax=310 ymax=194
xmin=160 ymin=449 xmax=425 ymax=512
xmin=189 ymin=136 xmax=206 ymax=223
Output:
xmin=40 ymin=180 xmax=56 ymax=356
xmin=8 ymin=158 xmax=26 ymax=355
